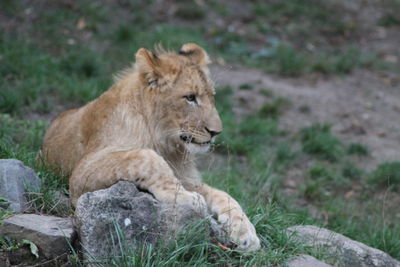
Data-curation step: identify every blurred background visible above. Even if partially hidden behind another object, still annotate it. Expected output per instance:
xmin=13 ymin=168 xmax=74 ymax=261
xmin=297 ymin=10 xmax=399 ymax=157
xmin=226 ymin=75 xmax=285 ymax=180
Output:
xmin=0 ymin=0 xmax=399 ymax=264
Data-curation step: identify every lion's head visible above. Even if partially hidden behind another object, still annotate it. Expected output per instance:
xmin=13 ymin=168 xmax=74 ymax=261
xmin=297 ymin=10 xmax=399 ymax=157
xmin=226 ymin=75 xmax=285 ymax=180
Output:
xmin=133 ymin=43 xmax=222 ymax=154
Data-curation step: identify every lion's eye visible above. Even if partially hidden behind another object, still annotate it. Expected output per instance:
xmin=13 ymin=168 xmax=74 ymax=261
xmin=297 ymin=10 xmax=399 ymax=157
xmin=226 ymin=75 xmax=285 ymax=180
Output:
xmin=184 ymin=94 xmax=197 ymax=103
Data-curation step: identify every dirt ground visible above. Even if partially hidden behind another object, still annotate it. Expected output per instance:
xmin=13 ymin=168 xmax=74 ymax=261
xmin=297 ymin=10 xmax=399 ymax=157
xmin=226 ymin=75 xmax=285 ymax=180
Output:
xmin=211 ymin=64 xmax=400 ymax=170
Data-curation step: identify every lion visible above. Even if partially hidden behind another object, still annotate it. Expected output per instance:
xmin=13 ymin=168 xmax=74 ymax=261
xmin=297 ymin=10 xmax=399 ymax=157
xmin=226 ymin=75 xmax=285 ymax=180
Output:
xmin=41 ymin=43 xmax=260 ymax=251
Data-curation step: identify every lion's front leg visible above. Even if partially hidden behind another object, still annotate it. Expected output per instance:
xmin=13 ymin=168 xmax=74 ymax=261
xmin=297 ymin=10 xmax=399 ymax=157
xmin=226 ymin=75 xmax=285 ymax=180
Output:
xmin=69 ymin=148 xmax=207 ymax=214
xmin=193 ymin=184 xmax=261 ymax=251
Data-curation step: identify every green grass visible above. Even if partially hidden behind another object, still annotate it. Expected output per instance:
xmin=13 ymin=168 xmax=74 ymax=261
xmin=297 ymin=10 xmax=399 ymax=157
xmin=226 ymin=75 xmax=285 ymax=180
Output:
xmin=368 ymin=162 xmax=400 ymax=192
xmin=259 ymin=97 xmax=291 ymax=119
xmin=347 ymin=143 xmax=369 ymax=156
xmin=239 ymin=84 xmax=253 ymax=90
xmin=301 ymin=164 xmax=348 ymax=201
xmin=300 ymin=124 xmax=343 ymax=162
xmin=341 ymin=163 xmax=363 ymax=180
xmin=175 ymin=3 xmax=206 ymax=20
xmin=0 ymin=37 xmax=112 ymax=115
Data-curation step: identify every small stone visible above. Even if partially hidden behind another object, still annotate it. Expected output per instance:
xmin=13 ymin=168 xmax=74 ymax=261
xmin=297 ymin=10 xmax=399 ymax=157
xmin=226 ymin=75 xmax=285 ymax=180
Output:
xmin=384 ymin=55 xmax=398 ymax=64
xmin=361 ymin=113 xmax=370 ymax=120
xmin=0 ymin=159 xmax=42 ymax=213
xmin=0 ymin=214 xmax=74 ymax=259
xmin=377 ymin=131 xmax=386 ymax=137
xmin=363 ymin=102 xmax=374 ymax=110
xmin=216 ymin=57 xmax=226 ymax=66
xmin=287 ymin=225 xmax=400 ymax=267
xmin=344 ymin=190 xmax=355 ymax=199
xmin=286 ymin=254 xmax=332 ymax=267
xmin=284 ymin=179 xmax=297 ymax=189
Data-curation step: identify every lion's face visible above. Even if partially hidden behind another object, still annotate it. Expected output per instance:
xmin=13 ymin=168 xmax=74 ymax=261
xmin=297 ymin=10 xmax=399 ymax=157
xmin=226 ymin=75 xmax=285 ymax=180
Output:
xmin=158 ymin=67 xmax=222 ymax=154
xmin=136 ymin=43 xmax=222 ymax=154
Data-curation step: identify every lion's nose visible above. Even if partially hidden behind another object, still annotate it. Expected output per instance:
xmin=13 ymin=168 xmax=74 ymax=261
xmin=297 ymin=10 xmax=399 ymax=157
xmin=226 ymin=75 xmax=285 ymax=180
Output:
xmin=205 ymin=127 xmax=222 ymax=137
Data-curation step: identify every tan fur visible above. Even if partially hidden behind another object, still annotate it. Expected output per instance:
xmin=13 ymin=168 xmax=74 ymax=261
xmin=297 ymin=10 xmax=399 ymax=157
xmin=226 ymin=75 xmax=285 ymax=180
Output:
xmin=41 ymin=43 xmax=260 ymax=251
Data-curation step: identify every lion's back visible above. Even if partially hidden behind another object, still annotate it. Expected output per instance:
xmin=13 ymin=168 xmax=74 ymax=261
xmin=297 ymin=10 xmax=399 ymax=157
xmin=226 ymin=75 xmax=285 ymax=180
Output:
xmin=41 ymin=108 xmax=85 ymax=174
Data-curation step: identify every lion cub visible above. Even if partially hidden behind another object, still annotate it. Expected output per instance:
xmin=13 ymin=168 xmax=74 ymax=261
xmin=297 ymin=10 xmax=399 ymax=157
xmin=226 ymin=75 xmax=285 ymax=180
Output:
xmin=41 ymin=43 xmax=260 ymax=251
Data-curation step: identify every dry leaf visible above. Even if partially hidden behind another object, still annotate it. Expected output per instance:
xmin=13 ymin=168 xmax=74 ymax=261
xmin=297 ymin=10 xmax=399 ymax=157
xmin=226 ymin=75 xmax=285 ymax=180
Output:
xmin=77 ymin=17 xmax=86 ymax=30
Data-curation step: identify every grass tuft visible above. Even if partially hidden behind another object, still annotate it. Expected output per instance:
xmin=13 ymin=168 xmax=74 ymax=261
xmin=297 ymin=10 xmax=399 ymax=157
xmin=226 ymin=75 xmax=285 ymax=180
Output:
xmin=259 ymin=97 xmax=290 ymax=119
xmin=368 ymin=162 xmax=400 ymax=192
xmin=347 ymin=143 xmax=368 ymax=156
xmin=300 ymin=124 xmax=343 ymax=162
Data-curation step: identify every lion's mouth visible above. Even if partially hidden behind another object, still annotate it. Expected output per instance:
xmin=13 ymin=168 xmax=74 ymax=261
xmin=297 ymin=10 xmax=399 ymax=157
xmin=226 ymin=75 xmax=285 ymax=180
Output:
xmin=180 ymin=134 xmax=211 ymax=146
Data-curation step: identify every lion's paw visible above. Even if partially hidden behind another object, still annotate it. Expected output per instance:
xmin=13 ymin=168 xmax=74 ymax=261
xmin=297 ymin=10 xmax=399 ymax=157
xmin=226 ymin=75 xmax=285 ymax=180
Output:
xmin=235 ymin=227 xmax=261 ymax=251
xmin=219 ymin=214 xmax=261 ymax=251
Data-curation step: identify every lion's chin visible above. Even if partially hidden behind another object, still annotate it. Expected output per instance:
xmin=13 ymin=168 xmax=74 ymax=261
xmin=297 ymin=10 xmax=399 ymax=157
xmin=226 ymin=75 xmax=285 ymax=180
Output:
xmin=185 ymin=142 xmax=211 ymax=154
xmin=179 ymin=134 xmax=212 ymax=154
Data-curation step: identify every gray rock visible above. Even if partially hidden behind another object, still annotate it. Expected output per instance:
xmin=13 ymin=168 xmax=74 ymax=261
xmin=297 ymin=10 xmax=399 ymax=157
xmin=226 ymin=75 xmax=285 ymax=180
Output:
xmin=285 ymin=254 xmax=332 ymax=267
xmin=288 ymin=225 xmax=400 ymax=267
xmin=0 ymin=159 xmax=42 ymax=212
xmin=0 ymin=214 xmax=74 ymax=259
xmin=75 ymin=181 xmax=213 ymax=262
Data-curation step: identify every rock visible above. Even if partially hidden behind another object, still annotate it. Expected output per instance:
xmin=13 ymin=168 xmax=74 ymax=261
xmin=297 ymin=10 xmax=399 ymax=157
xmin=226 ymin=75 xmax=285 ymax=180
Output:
xmin=0 ymin=214 xmax=74 ymax=259
xmin=0 ymin=159 xmax=42 ymax=212
xmin=75 ymin=181 xmax=213 ymax=262
xmin=285 ymin=254 xmax=332 ymax=267
xmin=288 ymin=225 xmax=400 ymax=267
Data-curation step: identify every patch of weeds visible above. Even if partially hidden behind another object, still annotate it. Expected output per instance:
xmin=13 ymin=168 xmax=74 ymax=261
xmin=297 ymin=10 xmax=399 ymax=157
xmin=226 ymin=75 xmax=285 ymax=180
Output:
xmin=309 ymin=164 xmax=349 ymax=187
xmin=0 ymin=36 xmax=112 ymax=114
xmin=302 ymin=164 xmax=348 ymax=201
xmin=252 ymin=0 xmax=330 ymax=22
xmin=302 ymin=179 xmax=329 ymax=201
xmin=0 ymin=0 xmax=19 ymax=15
xmin=114 ymin=24 xmax=134 ymax=43
xmin=219 ymin=116 xmax=279 ymax=155
xmin=239 ymin=83 xmax=253 ymax=90
xmin=0 ymin=90 xmax=20 ymax=114
xmin=0 ymin=198 xmax=13 ymax=222
xmin=259 ymin=97 xmax=290 ymax=119
xmin=275 ymin=143 xmax=296 ymax=166
xmin=342 ymin=163 xmax=363 ymax=180
xmin=260 ymin=89 xmax=274 ymax=97
xmin=368 ymin=161 xmax=400 ymax=191
xmin=60 ymin=48 xmax=104 ymax=78
xmin=0 ymin=237 xmax=20 ymax=251
xmin=267 ymin=45 xmax=307 ymax=76
xmin=300 ymin=124 xmax=343 ymax=162
xmin=347 ymin=143 xmax=368 ymax=156
xmin=330 ymin=47 xmax=362 ymax=74
xmin=378 ymin=13 xmax=400 ymax=27
xmin=0 ymin=114 xmax=48 ymax=151
xmin=0 ymin=38 xmax=55 ymax=114
xmin=312 ymin=47 xmax=378 ymax=74
xmin=175 ymin=3 xmax=206 ymax=20
xmin=298 ymin=104 xmax=311 ymax=113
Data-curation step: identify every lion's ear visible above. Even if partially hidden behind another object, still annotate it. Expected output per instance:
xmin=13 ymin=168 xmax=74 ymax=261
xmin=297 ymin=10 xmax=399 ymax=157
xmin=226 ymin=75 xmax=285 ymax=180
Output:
xmin=135 ymin=48 xmax=162 ymax=88
xmin=135 ymin=48 xmax=180 ymax=90
xmin=179 ymin=43 xmax=211 ymax=66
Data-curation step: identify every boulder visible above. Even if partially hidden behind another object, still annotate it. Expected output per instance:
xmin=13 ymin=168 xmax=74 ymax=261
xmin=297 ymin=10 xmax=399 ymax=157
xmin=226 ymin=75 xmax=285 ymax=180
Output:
xmin=288 ymin=225 xmax=400 ymax=267
xmin=0 ymin=214 xmax=74 ymax=259
xmin=285 ymin=254 xmax=332 ymax=267
xmin=75 ymin=181 xmax=213 ymax=262
xmin=0 ymin=159 xmax=42 ymax=212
